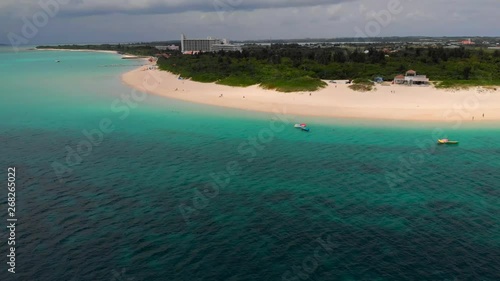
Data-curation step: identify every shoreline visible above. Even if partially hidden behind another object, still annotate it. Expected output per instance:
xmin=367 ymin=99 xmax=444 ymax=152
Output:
xmin=121 ymin=65 xmax=500 ymax=122
xmin=36 ymin=48 xmax=152 ymax=61
xmin=36 ymin=48 xmax=119 ymax=54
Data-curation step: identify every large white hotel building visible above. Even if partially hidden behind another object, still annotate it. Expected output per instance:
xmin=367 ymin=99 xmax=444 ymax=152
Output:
xmin=181 ymin=34 xmax=242 ymax=53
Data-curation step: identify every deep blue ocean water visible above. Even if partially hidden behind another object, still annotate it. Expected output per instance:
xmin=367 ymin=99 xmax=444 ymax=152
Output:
xmin=0 ymin=47 xmax=499 ymax=281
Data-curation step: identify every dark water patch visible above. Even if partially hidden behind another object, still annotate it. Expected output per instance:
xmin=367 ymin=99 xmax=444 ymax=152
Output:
xmin=260 ymin=190 xmax=296 ymax=203
xmin=426 ymin=200 xmax=469 ymax=212
xmin=478 ymin=185 xmax=500 ymax=197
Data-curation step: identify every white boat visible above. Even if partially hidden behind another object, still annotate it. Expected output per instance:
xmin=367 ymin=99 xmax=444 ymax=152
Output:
xmin=294 ymin=123 xmax=310 ymax=132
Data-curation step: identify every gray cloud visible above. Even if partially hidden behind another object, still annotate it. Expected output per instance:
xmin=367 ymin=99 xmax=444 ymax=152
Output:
xmin=1 ymin=0 xmax=498 ymax=45
xmin=2 ymin=0 xmax=354 ymax=17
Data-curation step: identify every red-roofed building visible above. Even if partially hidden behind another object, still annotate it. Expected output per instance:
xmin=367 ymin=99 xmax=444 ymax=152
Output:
xmin=406 ymin=70 xmax=417 ymax=76
xmin=394 ymin=75 xmax=405 ymax=84
xmin=461 ymin=39 xmax=475 ymax=45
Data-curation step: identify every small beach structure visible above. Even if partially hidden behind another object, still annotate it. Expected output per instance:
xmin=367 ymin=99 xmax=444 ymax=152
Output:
xmin=393 ymin=75 xmax=405 ymax=84
xmin=393 ymin=70 xmax=430 ymax=86
xmin=374 ymin=76 xmax=384 ymax=83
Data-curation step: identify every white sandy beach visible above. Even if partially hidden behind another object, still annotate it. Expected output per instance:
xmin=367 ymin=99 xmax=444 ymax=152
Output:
xmin=122 ymin=65 xmax=500 ymax=122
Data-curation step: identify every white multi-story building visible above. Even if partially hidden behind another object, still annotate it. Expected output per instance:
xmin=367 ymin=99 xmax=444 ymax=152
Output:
xmin=181 ymin=34 xmax=242 ymax=53
xmin=181 ymin=34 xmax=221 ymax=52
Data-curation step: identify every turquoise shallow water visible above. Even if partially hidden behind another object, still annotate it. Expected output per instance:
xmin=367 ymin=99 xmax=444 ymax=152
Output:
xmin=0 ymin=47 xmax=499 ymax=281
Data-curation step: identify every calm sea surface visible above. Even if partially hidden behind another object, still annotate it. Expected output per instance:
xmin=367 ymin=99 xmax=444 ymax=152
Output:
xmin=0 ymin=47 xmax=499 ymax=281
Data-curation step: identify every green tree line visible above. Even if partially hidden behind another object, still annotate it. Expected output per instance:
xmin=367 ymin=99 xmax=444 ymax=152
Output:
xmin=158 ymin=44 xmax=500 ymax=91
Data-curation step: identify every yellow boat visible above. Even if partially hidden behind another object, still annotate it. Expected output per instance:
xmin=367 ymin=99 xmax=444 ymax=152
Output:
xmin=437 ymin=139 xmax=459 ymax=145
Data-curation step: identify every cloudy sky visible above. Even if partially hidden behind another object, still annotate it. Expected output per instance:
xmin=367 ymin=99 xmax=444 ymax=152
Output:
xmin=1 ymin=0 xmax=498 ymax=44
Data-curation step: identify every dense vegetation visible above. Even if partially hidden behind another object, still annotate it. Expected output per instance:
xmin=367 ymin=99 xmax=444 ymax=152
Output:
xmin=157 ymin=47 xmax=331 ymax=92
xmin=157 ymin=44 xmax=500 ymax=91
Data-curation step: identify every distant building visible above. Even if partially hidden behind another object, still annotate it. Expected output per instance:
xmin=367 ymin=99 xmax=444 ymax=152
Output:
xmin=394 ymin=70 xmax=430 ymax=86
xmin=181 ymin=34 xmax=242 ymax=53
xmin=212 ymin=43 xmax=242 ymax=52
xmin=181 ymin=34 xmax=221 ymax=52
xmin=156 ymin=45 xmax=179 ymax=51
xmin=167 ymin=45 xmax=180 ymax=51
xmin=461 ymin=38 xmax=475 ymax=45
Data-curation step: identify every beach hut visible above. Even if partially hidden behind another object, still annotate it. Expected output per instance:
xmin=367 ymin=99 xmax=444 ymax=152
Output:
xmin=374 ymin=77 xmax=384 ymax=83
xmin=393 ymin=75 xmax=405 ymax=84
xmin=404 ymin=70 xmax=430 ymax=86
xmin=405 ymin=70 xmax=417 ymax=77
